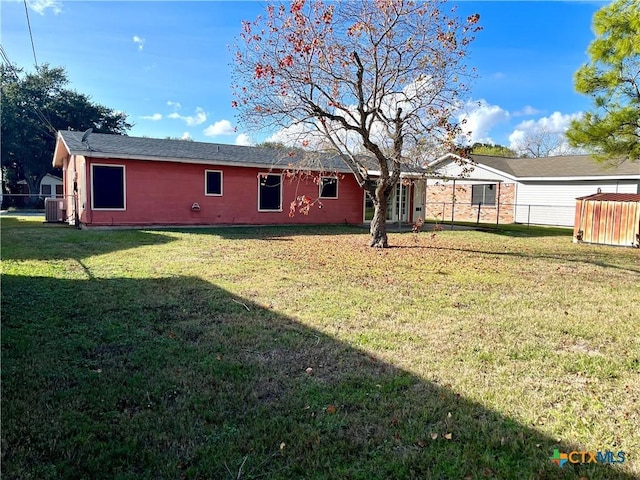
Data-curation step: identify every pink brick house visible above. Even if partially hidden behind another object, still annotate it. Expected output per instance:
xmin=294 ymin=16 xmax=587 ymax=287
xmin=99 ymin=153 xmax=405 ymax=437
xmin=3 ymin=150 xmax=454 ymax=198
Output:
xmin=52 ymin=130 xmax=426 ymax=228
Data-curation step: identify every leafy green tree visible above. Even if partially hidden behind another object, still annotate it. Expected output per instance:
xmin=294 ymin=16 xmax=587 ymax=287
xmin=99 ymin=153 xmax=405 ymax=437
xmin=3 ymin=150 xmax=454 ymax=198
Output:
xmin=565 ymin=0 xmax=640 ymax=162
xmin=1 ymin=64 xmax=132 ymax=203
xmin=471 ymin=143 xmax=517 ymax=158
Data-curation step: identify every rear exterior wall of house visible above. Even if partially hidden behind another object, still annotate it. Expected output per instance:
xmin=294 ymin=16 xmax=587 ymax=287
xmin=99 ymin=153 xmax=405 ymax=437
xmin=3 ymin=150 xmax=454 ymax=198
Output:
xmin=69 ymin=157 xmax=365 ymax=227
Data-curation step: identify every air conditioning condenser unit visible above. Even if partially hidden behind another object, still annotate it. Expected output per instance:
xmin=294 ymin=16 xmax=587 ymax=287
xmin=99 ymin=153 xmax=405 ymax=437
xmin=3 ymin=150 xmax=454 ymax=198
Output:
xmin=45 ymin=197 xmax=65 ymax=223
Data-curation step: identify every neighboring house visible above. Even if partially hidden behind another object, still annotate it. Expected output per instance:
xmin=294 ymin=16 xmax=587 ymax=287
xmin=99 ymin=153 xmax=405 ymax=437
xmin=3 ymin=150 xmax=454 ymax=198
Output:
xmin=39 ymin=174 xmax=64 ymax=198
xmin=15 ymin=174 xmax=63 ymax=197
xmin=51 ymin=130 xmax=428 ymax=228
xmin=426 ymin=153 xmax=640 ymax=227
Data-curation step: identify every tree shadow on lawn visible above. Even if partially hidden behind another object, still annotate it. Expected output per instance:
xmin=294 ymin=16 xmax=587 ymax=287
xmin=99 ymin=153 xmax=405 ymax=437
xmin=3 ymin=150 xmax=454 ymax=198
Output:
xmin=157 ymin=223 xmax=366 ymax=241
xmin=388 ymin=232 xmax=640 ymax=274
xmin=421 ymin=244 xmax=640 ymax=275
xmin=1 ymin=273 xmax=634 ymax=480
xmin=419 ymin=221 xmax=574 ymax=238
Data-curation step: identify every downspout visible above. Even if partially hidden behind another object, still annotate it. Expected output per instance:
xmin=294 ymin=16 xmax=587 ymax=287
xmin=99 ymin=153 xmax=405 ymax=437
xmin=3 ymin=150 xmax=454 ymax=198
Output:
xmin=72 ymin=155 xmax=80 ymax=228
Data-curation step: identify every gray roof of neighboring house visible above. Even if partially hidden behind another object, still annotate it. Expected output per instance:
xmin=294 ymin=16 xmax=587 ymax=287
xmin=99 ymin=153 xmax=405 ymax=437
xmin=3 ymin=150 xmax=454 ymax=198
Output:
xmin=469 ymin=154 xmax=640 ymax=178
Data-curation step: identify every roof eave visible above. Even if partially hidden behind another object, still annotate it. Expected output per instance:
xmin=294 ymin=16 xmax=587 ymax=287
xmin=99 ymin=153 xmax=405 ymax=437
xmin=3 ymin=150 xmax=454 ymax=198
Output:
xmin=68 ymin=151 xmax=354 ymax=173
xmin=517 ymin=175 xmax=640 ymax=181
xmin=52 ymin=133 xmax=72 ymax=168
xmin=427 ymin=152 xmax=465 ymax=168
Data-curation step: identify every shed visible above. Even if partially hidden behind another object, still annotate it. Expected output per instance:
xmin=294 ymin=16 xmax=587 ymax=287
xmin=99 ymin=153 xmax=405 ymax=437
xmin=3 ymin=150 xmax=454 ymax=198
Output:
xmin=573 ymin=193 xmax=640 ymax=247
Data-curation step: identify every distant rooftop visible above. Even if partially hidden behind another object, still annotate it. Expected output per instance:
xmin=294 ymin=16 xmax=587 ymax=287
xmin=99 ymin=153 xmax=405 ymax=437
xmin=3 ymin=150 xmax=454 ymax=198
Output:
xmin=468 ymin=154 xmax=639 ymax=178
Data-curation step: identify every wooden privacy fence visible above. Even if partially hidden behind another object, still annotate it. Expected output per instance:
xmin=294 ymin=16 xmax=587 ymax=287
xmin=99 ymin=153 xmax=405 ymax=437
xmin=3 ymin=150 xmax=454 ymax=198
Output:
xmin=573 ymin=193 xmax=640 ymax=247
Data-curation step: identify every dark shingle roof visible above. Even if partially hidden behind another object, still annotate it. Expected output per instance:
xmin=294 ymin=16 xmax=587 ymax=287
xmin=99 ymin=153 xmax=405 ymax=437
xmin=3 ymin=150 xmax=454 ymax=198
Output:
xmin=470 ymin=154 xmax=640 ymax=178
xmin=56 ymin=130 xmax=354 ymax=172
xmin=55 ymin=130 xmax=430 ymax=175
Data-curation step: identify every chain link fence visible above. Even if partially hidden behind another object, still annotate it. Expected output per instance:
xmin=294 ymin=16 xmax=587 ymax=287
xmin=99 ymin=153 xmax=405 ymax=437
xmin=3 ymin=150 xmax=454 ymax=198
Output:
xmin=424 ymin=201 xmax=576 ymax=228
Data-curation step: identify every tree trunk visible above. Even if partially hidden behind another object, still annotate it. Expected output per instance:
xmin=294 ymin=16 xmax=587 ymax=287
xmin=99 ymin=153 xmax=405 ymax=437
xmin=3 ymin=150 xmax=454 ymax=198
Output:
xmin=25 ymin=175 xmax=40 ymax=208
xmin=369 ymin=190 xmax=389 ymax=248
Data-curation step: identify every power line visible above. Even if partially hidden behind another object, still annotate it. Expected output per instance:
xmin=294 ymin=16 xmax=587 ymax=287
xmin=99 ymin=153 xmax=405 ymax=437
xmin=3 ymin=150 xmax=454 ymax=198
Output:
xmin=23 ymin=0 xmax=39 ymax=69
xmin=0 ymin=45 xmax=57 ymax=138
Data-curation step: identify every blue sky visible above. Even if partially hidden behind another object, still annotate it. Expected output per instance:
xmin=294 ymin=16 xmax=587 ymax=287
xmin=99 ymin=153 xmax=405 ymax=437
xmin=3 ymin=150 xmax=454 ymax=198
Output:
xmin=2 ymin=0 xmax=607 ymax=149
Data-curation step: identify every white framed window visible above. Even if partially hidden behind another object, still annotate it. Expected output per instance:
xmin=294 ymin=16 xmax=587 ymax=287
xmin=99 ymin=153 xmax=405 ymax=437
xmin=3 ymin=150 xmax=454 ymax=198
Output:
xmin=91 ymin=164 xmax=126 ymax=210
xmin=319 ymin=176 xmax=338 ymax=199
xmin=258 ymin=173 xmax=282 ymax=211
xmin=205 ymin=170 xmax=223 ymax=196
xmin=471 ymin=184 xmax=496 ymax=206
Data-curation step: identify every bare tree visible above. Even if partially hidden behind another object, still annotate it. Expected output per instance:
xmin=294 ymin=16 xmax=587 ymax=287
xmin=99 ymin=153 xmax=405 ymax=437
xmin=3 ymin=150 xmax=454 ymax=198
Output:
xmin=232 ymin=0 xmax=481 ymax=247
xmin=511 ymin=126 xmax=580 ymax=158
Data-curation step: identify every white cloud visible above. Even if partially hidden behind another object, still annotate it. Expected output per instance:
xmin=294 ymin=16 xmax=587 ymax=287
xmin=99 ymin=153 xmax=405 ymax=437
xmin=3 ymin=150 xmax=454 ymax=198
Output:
xmin=203 ymin=119 xmax=235 ymax=136
xmin=167 ymin=101 xmax=181 ymax=109
xmin=457 ymin=99 xmax=510 ymax=145
xmin=168 ymin=107 xmax=207 ymax=126
xmin=508 ymin=111 xmax=583 ymax=156
xmin=133 ymin=35 xmax=145 ymax=51
xmin=28 ymin=0 xmax=62 ymax=14
xmin=509 ymin=111 xmax=582 ymax=140
xmin=513 ymin=105 xmax=541 ymax=117
xmin=180 ymin=132 xmax=192 ymax=141
xmin=235 ymin=133 xmax=252 ymax=146
xmin=140 ymin=113 xmax=162 ymax=121
xmin=266 ymin=123 xmax=322 ymax=148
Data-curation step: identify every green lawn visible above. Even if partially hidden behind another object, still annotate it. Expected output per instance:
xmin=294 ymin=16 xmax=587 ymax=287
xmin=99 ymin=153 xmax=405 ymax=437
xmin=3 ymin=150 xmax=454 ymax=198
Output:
xmin=2 ymin=216 xmax=639 ymax=479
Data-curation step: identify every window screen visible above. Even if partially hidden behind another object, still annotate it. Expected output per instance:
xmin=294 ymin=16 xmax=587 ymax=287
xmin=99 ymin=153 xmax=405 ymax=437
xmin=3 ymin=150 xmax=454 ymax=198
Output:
xmin=471 ymin=184 xmax=496 ymax=206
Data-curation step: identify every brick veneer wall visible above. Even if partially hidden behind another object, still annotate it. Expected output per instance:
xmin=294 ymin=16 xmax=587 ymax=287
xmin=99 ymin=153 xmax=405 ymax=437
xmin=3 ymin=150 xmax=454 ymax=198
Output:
xmin=425 ymin=182 xmax=516 ymax=224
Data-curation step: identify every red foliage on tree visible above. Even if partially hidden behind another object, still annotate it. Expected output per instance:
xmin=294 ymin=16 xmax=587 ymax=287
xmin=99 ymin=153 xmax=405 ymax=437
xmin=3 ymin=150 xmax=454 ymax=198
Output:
xmin=232 ymin=0 xmax=481 ymax=247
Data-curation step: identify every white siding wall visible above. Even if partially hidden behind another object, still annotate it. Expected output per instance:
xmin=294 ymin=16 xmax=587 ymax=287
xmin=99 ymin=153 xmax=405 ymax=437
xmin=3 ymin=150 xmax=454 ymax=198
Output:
xmin=431 ymin=161 xmax=512 ymax=182
xmin=40 ymin=175 xmax=63 ymax=197
xmin=514 ymin=180 xmax=639 ymax=226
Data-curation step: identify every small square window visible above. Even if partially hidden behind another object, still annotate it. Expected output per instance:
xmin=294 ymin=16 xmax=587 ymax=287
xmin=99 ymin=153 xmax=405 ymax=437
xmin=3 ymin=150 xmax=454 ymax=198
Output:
xmin=319 ymin=177 xmax=338 ymax=199
xmin=205 ymin=170 xmax=223 ymax=196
